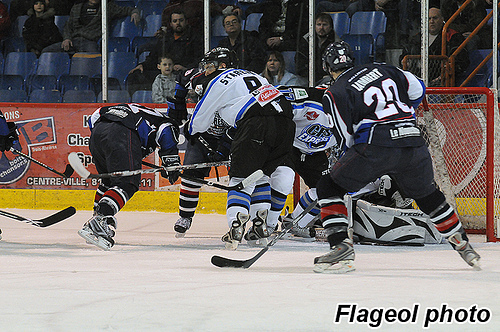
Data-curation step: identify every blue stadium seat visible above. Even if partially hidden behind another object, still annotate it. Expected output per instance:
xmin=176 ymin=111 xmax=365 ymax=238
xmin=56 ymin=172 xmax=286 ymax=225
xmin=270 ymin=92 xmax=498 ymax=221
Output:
xmin=101 ymin=37 xmax=131 ymax=52
xmin=143 ymin=14 xmax=162 ymax=37
xmin=10 ymin=15 xmax=28 ymax=37
xmin=461 ymin=49 xmax=493 ymax=87
xmin=0 ymin=75 xmax=24 ymax=90
xmin=0 ymin=89 xmax=28 ymax=102
xmin=108 ymin=52 xmax=137 ymax=88
xmin=58 ymin=74 xmax=91 ymax=94
xmin=0 ymin=53 xmax=4 ymax=73
xmin=70 ymin=53 xmax=102 ymax=77
xmin=97 ymin=90 xmax=131 ymax=103
xmin=341 ymin=34 xmax=374 ymax=66
xmin=132 ymin=90 xmax=152 ymax=103
xmin=91 ymin=76 xmax=122 ymax=96
xmin=114 ymin=0 xmax=136 ymax=7
xmin=54 ymin=15 xmax=69 ymax=34
xmin=111 ymin=16 xmax=143 ymax=39
xmin=4 ymin=52 xmax=37 ymax=81
xmin=3 ymin=37 xmax=26 ymax=54
xmin=211 ymin=15 xmax=227 ymax=48
xmin=131 ymin=36 xmax=155 ymax=56
xmin=244 ymin=13 xmax=262 ymax=32
xmin=138 ymin=51 xmax=150 ymax=63
xmin=29 ymin=89 xmax=61 ymax=103
xmin=350 ymin=11 xmax=386 ymax=58
xmin=36 ymin=52 xmax=70 ymax=78
xmin=137 ymin=1 xmax=164 ymax=16
xmin=330 ymin=12 xmax=350 ymax=38
xmin=281 ymin=51 xmax=296 ymax=74
xmin=62 ymin=90 xmax=96 ymax=103
xmin=28 ymin=75 xmax=58 ymax=94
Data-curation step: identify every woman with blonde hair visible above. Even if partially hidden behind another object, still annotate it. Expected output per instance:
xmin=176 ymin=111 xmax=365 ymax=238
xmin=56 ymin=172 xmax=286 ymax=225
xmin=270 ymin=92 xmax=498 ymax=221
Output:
xmin=261 ymin=51 xmax=306 ymax=86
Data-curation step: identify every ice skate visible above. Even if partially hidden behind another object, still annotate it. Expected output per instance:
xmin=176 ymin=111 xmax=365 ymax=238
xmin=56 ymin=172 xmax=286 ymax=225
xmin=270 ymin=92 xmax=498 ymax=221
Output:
xmin=313 ymin=238 xmax=355 ymax=274
xmin=448 ymin=232 xmax=481 ymax=270
xmin=281 ymin=213 xmax=316 ymax=240
xmin=78 ymin=214 xmax=117 ymax=251
xmin=222 ymin=212 xmax=250 ymax=250
xmin=174 ymin=217 xmax=192 ymax=238
xmin=244 ymin=210 xmax=271 ymax=247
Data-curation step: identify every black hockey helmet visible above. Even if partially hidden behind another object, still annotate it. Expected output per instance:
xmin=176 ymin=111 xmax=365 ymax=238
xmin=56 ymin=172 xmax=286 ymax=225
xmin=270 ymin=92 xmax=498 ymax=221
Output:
xmin=322 ymin=41 xmax=355 ymax=74
xmin=200 ymin=47 xmax=237 ymax=69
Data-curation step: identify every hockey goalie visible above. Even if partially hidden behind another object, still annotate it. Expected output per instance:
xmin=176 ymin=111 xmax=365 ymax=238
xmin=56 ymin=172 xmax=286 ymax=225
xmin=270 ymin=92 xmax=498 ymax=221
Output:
xmin=316 ymin=175 xmax=444 ymax=246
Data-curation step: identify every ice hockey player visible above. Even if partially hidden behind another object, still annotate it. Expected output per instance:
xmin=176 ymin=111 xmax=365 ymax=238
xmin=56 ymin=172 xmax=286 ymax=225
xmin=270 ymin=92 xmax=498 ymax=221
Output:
xmin=0 ymin=111 xmax=18 ymax=240
xmin=313 ymin=41 xmax=481 ymax=273
xmin=168 ymin=50 xmax=233 ymax=237
xmin=258 ymin=86 xmax=335 ymax=241
xmin=78 ymin=103 xmax=180 ymax=250
xmin=188 ymin=47 xmax=295 ymax=250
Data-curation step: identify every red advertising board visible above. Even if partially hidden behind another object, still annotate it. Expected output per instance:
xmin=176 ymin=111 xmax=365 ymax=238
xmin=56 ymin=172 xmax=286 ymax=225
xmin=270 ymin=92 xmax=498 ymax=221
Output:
xmin=0 ymin=103 xmax=229 ymax=192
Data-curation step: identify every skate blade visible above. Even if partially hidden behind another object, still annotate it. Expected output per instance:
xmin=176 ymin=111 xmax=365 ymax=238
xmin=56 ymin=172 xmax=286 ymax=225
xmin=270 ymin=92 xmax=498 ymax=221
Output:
xmin=78 ymin=229 xmax=112 ymax=251
xmin=224 ymin=240 xmax=239 ymax=250
xmin=175 ymin=232 xmax=186 ymax=238
xmin=313 ymin=260 xmax=355 ymax=274
xmin=246 ymin=237 xmax=269 ymax=247
xmin=470 ymin=258 xmax=481 ymax=271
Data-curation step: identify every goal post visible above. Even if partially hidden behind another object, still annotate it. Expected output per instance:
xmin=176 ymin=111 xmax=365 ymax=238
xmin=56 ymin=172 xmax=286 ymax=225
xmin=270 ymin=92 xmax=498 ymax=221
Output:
xmin=420 ymin=87 xmax=499 ymax=242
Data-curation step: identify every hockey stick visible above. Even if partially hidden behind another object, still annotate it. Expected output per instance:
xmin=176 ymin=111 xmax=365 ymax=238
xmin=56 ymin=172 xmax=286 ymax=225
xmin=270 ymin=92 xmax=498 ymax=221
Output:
xmin=0 ymin=206 xmax=76 ymax=227
xmin=11 ymin=148 xmax=74 ymax=178
xmin=68 ymin=152 xmax=230 ymax=179
xmin=181 ymin=171 xmax=263 ymax=191
xmin=211 ymin=199 xmax=318 ymax=269
xmin=141 ymin=160 xmax=260 ymax=191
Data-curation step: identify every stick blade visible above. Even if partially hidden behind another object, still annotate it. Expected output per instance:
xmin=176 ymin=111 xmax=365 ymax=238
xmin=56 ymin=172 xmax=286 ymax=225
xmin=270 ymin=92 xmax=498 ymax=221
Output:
xmin=63 ymin=164 xmax=74 ymax=178
xmin=68 ymin=152 xmax=90 ymax=179
xmin=211 ymin=255 xmax=249 ymax=268
xmin=37 ymin=206 xmax=76 ymax=227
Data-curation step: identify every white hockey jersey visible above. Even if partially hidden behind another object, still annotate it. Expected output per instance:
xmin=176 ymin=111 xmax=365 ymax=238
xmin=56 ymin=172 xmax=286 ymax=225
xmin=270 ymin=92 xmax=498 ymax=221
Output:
xmin=189 ymin=68 xmax=289 ymax=135
xmin=279 ymin=86 xmax=337 ymax=154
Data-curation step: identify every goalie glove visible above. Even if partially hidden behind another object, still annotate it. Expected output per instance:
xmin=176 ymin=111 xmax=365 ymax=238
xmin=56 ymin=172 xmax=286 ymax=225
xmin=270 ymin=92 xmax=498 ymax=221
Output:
xmin=160 ymin=154 xmax=181 ymax=184
xmin=0 ymin=122 xmax=18 ymax=152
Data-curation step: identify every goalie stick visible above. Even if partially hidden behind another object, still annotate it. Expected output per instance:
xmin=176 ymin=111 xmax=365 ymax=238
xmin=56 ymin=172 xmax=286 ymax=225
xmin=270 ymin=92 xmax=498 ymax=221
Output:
xmin=11 ymin=148 xmax=74 ymax=178
xmin=68 ymin=152 xmax=230 ymax=179
xmin=0 ymin=206 xmax=76 ymax=227
xmin=211 ymin=199 xmax=318 ymax=269
xmin=141 ymin=160 xmax=261 ymax=191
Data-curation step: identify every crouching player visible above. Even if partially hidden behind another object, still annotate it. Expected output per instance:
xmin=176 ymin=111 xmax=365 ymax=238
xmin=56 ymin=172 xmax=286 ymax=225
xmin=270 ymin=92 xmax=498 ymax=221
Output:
xmin=78 ymin=103 xmax=180 ymax=250
xmin=314 ymin=41 xmax=480 ymax=273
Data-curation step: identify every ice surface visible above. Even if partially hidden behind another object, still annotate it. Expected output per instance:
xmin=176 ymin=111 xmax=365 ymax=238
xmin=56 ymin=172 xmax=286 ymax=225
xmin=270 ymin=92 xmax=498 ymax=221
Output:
xmin=0 ymin=209 xmax=499 ymax=331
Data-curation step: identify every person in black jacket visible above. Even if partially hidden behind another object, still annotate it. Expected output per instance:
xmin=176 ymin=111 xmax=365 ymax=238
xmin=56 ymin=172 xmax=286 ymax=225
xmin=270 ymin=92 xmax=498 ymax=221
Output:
xmin=127 ymin=10 xmax=203 ymax=96
xmin=22 ymin=0 xmax=62 ymax=57
xmin=217 ymin=13 xmax=266 ymax=74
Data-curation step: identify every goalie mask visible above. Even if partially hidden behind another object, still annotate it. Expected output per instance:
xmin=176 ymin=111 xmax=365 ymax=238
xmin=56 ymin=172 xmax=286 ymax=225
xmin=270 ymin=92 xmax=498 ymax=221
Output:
xmin=200 ymin=47 xmax=237 ymax=70
xmin=322 ymin=41 xmax=354 ymax=74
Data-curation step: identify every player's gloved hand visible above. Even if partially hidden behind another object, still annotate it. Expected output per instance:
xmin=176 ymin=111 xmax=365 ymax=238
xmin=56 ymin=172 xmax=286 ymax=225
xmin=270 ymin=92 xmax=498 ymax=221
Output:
xmin=166 ymin=97 xmax=188 ymax=125
xmin=0 ymin=122 xmax=18 ymax=152
xmin=207 ymin=131 xmax=232 ymax=162
xmin=207 ymin=150 xmax=226 ymax=162
xmin=160 ymin=154 xmax=181 ymax=184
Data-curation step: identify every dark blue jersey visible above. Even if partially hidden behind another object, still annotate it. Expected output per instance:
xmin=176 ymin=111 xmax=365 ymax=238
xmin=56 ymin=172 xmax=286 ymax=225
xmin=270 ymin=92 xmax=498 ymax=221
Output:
xmin=323 ymin=63 xmax=426 ymax=151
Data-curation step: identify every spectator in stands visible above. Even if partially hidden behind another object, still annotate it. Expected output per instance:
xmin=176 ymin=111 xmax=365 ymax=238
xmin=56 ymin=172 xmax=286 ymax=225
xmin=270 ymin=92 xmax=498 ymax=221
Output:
xmin=152 ymin=55 xmax=176 ymax=103
xmin=22 ymin=0 xmax=62 ymax=57
xmin=0 ymin=1 xmax=11 ymax=40
xmin=42 ymin=0 xmax=140 ymax=54
xmin=217 ymin=13 xmax=267 ymax=73
xmin=159 ymin=0 xmax=241 ymax=33
xmin=127 ymin=10 xmax=203 ymax=96
xmin=261 ymin=50 xmax=306 ymax=86
xmin=296 ymin=12 xmax=340 ymax=85
xmin=245 ymin=0 xmax=310 ymax=52
xmin=441 ymin=0 xmax=492 ymax=49
xmin=10 ymin=0 xmax=86 ymax=25
xmin=400 ymin=6 xmax=469 ymax=86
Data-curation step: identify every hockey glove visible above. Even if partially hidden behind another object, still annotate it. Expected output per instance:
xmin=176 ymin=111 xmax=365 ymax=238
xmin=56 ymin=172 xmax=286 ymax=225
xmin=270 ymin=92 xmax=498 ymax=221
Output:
xmin=166 ymin=96 xmax=188 ymax=125
xmin=0 ymin=122 xmax=18 ymax=152
xmin=207 ymin=129 xmax=232 ymax=162
xmin=160 ymin=154 xmax=181 ymax=184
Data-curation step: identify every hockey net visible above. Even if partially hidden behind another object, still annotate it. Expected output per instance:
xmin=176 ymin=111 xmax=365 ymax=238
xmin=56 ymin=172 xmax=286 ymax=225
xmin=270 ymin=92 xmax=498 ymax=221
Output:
xmin=293 ymin=87 xmax=500 ymax=241
xmin=418 ymin=87 xmax=500 ymax=242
